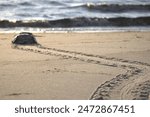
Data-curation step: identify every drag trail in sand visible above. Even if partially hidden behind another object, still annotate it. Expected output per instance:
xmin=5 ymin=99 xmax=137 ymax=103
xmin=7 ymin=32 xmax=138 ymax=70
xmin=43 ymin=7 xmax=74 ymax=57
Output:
xmin=12 ymin=43 xmax=150 ymax=100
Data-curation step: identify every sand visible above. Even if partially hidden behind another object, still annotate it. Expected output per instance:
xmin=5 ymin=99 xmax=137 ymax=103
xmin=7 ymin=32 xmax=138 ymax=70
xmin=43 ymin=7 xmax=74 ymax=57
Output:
xmin=0 ymin=31 xmax=150 ymax=100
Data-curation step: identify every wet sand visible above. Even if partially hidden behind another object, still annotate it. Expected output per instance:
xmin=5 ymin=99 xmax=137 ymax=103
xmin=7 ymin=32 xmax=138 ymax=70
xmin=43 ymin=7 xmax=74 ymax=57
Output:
xmin=0 ymin=31 xmax=150 ymax=100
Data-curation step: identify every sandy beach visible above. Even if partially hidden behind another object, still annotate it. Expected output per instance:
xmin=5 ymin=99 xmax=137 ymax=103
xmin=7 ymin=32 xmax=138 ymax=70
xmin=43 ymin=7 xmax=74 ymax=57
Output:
xmin=0 ymin=31 xmax=150 ymax=100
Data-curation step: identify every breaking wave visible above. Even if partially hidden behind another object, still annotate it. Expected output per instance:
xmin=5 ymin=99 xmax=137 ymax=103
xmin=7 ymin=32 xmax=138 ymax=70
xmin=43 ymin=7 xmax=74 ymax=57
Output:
xmin=83 ymin=3 xmax=150 ymax=12
xmin=0 ymin=17 xmax=150 ymax=28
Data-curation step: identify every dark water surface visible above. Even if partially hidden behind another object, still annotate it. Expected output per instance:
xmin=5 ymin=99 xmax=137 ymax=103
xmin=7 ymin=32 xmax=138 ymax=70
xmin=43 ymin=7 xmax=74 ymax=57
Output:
xmin=0 ymin=0 xmax=150 ymax=30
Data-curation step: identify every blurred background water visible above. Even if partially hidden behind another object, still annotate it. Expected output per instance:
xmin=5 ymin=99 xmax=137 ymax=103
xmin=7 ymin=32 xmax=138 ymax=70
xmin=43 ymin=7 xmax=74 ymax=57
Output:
xmin=0 ymin=0 xmax=150 ymax=20
xmin=0 ymin=0 xmax=150 ymax=30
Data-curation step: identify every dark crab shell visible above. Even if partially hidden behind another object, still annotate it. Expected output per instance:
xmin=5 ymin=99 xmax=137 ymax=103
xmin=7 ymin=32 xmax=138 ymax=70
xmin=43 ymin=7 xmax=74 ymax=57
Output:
xmin=12 ymin=32 xmax=38 ymax=45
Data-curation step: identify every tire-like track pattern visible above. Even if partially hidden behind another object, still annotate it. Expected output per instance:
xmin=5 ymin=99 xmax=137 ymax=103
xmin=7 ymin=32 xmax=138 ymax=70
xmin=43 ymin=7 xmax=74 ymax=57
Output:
xmin=12 ymin=44 xmax=150 ymax=100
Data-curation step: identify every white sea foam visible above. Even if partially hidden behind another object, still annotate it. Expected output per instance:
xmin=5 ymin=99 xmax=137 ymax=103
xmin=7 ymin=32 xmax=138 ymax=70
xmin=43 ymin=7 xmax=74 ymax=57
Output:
xmin=0 ymin=0 xmax=150 ymax=31
xmin=0 ymin=0 xmax=150 ymax=20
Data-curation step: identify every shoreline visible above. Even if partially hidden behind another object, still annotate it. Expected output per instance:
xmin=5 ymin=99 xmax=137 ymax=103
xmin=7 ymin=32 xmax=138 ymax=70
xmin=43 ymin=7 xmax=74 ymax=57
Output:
xmin=0 ymin=27 xmax=150 ymax=34
xmin=0 ymin=31 xmax=150 ymax=100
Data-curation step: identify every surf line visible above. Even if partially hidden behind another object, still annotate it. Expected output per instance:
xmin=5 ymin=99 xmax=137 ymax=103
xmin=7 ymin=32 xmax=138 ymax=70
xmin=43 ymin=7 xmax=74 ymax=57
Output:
xmin=12 ymin=44 xmax=149 ymax=100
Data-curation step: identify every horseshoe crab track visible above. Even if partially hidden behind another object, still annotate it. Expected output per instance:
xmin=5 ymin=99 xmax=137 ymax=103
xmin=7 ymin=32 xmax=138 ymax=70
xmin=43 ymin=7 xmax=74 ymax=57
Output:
xmin=12 ymin=44 xmax=150 ymax=100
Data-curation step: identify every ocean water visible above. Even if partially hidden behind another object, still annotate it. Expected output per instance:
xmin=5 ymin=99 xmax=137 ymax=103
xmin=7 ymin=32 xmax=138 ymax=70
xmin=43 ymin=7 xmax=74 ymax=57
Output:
xmin=0 ymin=0 xmax=150 ymax=30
